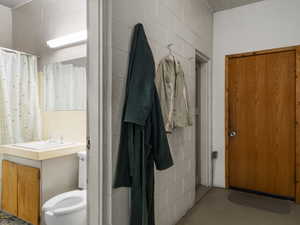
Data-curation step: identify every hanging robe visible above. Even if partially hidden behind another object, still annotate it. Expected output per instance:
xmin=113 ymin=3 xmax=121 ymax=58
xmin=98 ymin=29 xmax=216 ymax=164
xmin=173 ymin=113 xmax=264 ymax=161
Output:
xmin=114 ymin=23 xmax=174 ymax=225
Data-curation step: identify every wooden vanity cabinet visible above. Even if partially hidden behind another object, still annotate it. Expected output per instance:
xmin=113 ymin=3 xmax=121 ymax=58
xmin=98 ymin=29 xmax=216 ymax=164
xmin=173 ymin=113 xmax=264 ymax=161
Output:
xmin=1 ymin=160 xmax=18 ymax=216
xmin=2 ymin=160 xmax=40 ymax=225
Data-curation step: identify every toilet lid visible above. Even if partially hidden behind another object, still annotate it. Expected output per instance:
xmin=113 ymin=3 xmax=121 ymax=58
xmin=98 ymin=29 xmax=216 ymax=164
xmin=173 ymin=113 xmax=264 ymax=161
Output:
xmin=43 ymin=190 xmax=86 ymax=215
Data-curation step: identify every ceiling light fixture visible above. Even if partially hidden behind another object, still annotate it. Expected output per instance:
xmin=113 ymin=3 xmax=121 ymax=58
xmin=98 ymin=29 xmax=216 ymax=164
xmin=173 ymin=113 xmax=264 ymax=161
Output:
xmin=47 ymin=30 xmax=87 ymax=49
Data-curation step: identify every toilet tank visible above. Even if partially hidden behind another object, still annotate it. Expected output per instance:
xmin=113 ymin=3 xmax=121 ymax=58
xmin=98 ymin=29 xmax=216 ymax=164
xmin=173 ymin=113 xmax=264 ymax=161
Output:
xmin=78 ymin=151 xmax=87 ymax=189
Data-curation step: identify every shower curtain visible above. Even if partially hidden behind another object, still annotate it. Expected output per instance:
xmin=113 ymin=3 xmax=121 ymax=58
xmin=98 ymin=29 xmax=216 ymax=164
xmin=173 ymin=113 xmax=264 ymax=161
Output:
xmin=0 ymin=50 xmax=42 ymax=145
xmin=43 ymin=63 xmax=86 ymax=111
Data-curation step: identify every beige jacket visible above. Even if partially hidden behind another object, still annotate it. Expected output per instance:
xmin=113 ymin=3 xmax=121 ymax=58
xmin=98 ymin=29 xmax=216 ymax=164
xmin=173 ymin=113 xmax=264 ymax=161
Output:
xmin=155 ymin=56 xmax=192 ymax=133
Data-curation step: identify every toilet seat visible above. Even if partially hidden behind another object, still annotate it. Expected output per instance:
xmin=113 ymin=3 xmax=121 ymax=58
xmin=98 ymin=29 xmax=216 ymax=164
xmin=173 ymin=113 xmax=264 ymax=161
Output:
xmin=43 ymin=190 xmax=86 ymax=216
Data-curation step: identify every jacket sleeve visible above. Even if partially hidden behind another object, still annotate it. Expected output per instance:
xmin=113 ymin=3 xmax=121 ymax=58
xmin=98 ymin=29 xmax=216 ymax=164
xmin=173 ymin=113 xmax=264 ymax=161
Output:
xmin=155 ymin=62 xmax=163 ymax=96
xmin=152 ymin=88 xmax=174 ymax=170
xmin=182 ymin=68 xmax=193 ymax=126
xmin=155 ymin=60 xmax=172 ymax=132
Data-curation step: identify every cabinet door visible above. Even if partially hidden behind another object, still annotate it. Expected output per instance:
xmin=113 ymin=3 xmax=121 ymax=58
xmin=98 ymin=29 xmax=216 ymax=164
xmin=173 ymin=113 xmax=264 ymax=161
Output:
xmin=1 ymin=160 xmax=18 ymax=216
xmin=18 ymin=164 xmax=40 ymax=225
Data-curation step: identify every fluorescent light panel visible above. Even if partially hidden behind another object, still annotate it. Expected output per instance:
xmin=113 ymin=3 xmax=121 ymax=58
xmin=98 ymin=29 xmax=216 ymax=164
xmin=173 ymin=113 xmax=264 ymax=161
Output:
xmin=47 ymin=30 xmax=87 ymax=49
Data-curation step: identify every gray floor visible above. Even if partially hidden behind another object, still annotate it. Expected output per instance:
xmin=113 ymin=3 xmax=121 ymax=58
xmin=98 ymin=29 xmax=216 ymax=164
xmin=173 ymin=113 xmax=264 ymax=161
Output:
xmin=178 ymin=188 xmax=300 ymax=225
xmin=196 ymin=185 xmax=211 ymax=202
xmin=0 ymin=211 xmax=31 ymax=225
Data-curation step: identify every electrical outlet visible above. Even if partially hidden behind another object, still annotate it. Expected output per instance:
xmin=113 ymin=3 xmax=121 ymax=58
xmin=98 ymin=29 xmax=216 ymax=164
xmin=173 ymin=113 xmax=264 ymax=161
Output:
xmin=211 ymin=151 xmax=218 ymax=159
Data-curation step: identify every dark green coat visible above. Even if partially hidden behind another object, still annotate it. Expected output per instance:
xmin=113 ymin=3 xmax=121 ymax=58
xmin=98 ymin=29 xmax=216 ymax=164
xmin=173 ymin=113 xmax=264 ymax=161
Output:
xmin=114 ymin=24 xmax=174 ymax=225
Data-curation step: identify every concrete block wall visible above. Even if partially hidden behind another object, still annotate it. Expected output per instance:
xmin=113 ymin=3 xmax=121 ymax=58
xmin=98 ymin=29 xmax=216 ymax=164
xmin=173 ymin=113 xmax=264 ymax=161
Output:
xmin=111 ymin=0 xmax=213 ymax=225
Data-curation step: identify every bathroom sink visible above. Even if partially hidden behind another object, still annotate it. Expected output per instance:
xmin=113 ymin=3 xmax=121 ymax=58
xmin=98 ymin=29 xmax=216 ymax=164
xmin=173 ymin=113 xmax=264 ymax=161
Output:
xmin=13 ymin=141 xmax=76 ymax=151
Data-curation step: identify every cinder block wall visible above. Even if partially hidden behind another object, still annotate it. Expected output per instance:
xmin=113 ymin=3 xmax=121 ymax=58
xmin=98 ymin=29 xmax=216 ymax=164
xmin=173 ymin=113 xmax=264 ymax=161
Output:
xmin=111 ymin=1 xmax=213 ymax=225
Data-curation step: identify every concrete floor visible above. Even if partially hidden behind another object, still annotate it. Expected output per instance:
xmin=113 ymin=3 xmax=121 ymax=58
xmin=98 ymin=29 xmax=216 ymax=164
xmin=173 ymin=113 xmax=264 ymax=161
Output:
xmin=196 ymin=185 xmax=211 ymax=202
xmin=178 ymin=188 xmax=300 ymax=225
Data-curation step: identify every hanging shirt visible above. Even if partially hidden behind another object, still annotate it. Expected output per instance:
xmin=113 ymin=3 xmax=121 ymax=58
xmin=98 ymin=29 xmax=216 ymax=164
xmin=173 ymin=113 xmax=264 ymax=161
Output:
xmin=114 ymin=23 xmax=174 ymax=225
xmin=155 ymin=56 xmax=192 ymax=133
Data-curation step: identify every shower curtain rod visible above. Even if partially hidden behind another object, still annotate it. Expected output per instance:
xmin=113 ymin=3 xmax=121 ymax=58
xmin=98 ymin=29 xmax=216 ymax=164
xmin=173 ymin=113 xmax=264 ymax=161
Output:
xmin=0 ymin=47 xmax=39 ymax=58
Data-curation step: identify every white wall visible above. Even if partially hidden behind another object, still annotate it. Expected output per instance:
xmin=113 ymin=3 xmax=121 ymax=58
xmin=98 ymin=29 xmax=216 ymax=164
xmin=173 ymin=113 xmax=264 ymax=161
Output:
xmin=212 ymin=0 xmax=300 ymax=187
xmin=42 ymin=111 xmax=87 ymax=142
xmin=0 ymin=5 xmax=12 ymax=48
xmin=111 ymin=0 xmax=213 ymax=225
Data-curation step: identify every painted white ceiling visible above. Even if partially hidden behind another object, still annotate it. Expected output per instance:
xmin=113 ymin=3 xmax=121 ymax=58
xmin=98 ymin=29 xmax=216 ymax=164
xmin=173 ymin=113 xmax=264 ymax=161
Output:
xmin=0 ymin=0 xmax=264 ymax=12
xmin=0 ymin=0 xmax=31 ymax=8
xmin=207 ymin=0 xmax=265 ymax=12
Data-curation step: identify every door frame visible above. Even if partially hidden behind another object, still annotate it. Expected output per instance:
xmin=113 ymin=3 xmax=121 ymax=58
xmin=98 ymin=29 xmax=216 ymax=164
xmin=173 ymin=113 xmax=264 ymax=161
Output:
xmin=195 ymin=50 xmax=213 ymax=187
xmin=87 ymin=0 xmax=112 ymax=225
xmin=224 ymin=45 xmax=300 ymax=203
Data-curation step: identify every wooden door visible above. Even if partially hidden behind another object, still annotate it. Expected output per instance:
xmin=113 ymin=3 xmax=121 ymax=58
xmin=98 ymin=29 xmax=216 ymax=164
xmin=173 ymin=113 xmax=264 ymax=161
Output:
xmin=228 ymin=50 xmax=296 ymax=198
xmin=1 ymin=160 xmax=18 ymax=216
xmin=17 ymin=164 xmax=40 ymax=225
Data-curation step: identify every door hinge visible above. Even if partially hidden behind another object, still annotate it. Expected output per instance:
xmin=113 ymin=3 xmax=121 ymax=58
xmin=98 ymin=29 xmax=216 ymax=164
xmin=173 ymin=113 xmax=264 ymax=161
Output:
xmin=87 ymin=136 xmax=91 ymax=150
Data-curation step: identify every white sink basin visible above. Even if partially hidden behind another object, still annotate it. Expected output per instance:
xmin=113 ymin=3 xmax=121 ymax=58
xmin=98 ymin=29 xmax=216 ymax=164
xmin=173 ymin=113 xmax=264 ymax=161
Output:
xmin=13 ymin=141 xmax=76 ymax=151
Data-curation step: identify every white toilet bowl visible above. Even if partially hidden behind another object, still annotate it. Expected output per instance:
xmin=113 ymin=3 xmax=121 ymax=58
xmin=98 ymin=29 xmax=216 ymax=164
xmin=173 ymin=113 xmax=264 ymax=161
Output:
xmin=42 ymin=190 xmax=87 ymax=225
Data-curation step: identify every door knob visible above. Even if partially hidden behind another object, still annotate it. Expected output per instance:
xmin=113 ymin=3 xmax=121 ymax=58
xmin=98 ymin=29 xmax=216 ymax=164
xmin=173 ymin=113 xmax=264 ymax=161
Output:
xmin=229 ymin=131 xmax=237 ymax=137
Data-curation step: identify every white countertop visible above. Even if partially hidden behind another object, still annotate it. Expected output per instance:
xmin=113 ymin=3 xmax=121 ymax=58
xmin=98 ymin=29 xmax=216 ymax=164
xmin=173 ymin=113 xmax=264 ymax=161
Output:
xmin=0 ymin=142 xmax=86 ymax=160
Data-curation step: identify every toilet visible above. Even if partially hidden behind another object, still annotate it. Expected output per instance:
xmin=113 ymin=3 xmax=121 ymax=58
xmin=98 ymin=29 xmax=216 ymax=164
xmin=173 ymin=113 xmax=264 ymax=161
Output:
xmin=42 ymin=152 xmax=87 ymax=225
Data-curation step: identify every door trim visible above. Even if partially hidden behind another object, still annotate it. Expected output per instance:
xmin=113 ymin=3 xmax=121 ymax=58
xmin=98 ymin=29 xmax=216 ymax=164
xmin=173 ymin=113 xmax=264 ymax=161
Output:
xmin=226 ymin=46 xmax=299 ymax=59
xmin=296 ymin=46 xmax=300 ymax=204
xmin=195 ymin=50 xmax=212 ymax=187
xmin=225 ymin=45 xmax=300 ymax=203
xmin=87 ymin=0 xmax=112 ymax=224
